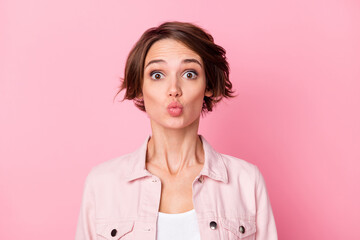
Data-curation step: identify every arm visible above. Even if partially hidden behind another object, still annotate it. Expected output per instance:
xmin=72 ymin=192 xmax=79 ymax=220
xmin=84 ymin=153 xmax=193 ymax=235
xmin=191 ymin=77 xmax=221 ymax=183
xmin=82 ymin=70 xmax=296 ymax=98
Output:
xmin=254 ymin=166 xmax=278 ymax=240
xmin=75 ymin=171 xmax=96 ymax=240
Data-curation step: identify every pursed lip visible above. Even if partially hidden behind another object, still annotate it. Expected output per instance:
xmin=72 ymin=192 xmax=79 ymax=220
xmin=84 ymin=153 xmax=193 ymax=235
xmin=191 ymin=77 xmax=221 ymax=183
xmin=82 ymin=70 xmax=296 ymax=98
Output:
xmin=167 ymin=101 xmax=183 ymax=109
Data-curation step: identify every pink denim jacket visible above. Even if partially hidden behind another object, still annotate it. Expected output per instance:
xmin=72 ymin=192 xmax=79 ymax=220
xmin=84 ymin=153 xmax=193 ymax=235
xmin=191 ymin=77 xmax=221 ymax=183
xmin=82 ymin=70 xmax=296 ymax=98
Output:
xmin=75 ymin=134 xmax=278 ymax=240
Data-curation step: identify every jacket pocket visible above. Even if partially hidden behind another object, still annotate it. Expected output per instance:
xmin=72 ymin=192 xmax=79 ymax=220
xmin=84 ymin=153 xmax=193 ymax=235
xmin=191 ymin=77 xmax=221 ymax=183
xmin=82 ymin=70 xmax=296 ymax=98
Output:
xmin=95 ymin=220 xmax=135 ymax=240
xmin=219 ymin=217 xmax=256 ymax=239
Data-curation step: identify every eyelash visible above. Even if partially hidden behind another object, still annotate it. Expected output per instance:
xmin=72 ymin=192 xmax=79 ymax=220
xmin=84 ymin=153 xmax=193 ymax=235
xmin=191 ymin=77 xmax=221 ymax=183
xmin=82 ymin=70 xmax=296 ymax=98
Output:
xmin=149 ymin=70 xmax=198 ymax=80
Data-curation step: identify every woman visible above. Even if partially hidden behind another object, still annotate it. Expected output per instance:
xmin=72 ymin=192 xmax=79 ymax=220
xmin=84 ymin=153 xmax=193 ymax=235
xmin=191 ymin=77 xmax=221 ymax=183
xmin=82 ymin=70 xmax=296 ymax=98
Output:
xmin=75 ymin=21 xmax=278 ymax=240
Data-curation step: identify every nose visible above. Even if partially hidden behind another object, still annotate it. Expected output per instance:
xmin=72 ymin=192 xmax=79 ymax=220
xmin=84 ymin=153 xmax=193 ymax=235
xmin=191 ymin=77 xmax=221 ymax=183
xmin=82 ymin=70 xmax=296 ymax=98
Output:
xmin=168 ymin=88 xmax=181 ymax=97
xmin=168 ymin=75 xmax=182 ymax=97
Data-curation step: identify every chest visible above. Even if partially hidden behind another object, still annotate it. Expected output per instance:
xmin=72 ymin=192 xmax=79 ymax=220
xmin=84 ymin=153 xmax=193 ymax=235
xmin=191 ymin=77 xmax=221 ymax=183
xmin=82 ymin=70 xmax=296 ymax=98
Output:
xmin=146 ymin=163 xmax=203 ymax=213
xmin=93 ymin=174 xmax=257 ymax=240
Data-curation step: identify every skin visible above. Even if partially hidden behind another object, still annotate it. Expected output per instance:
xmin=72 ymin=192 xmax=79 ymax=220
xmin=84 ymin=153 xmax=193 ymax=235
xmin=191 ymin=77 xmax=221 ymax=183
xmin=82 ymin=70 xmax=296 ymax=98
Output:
xmin=139 ymin=38 xmax=212 ymax=213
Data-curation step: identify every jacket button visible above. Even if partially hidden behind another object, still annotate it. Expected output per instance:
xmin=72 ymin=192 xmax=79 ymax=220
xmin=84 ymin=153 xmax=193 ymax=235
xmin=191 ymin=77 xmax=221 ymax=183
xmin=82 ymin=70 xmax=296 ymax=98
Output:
xmin=209 ymin=221 xmax=217 ymax=230
xmin=239 ymin=225 xmax=245 ymax=234
xmin=111 ymin=229 xmax=117 ymax=237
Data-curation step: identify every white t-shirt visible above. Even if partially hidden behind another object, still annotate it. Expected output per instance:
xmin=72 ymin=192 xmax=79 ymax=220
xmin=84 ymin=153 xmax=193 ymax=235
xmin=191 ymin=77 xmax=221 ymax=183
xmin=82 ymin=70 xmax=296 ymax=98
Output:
xmin=156 ymin=209 xmax=201 ymax=240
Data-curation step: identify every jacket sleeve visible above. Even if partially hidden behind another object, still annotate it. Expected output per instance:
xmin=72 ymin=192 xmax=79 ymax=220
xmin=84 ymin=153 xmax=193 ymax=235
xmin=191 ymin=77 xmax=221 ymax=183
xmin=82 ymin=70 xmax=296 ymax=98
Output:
xmin=75 ymin=170 xmax=96 ymax=240
xmin=254 ymin=166 xmax=278 ymax=240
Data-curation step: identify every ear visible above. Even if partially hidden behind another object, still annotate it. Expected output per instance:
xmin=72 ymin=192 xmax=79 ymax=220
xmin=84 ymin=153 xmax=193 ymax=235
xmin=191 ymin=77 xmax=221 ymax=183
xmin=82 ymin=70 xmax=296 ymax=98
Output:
xmin=204 ymin=88 xmax=213 ymax=97
xmin=137 ymin=92 xmax=144 ymax=99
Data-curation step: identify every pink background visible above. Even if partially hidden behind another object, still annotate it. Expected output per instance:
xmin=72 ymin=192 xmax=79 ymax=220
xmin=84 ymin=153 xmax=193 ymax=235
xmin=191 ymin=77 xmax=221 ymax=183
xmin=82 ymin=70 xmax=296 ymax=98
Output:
xmin=1 ymin=0 xmax=359 ymax=239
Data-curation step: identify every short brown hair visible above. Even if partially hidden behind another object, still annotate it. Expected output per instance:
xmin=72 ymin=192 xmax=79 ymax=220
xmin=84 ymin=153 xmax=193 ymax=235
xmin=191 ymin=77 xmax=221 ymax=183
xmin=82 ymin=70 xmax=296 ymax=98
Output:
xmin=114 ymin=21 xmax=236 ymax=115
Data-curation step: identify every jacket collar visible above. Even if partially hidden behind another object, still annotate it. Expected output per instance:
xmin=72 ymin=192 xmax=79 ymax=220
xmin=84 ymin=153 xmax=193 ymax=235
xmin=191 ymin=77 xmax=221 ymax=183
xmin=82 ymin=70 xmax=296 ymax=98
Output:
xmin=124 ymin=134 xmax=228 ymax=184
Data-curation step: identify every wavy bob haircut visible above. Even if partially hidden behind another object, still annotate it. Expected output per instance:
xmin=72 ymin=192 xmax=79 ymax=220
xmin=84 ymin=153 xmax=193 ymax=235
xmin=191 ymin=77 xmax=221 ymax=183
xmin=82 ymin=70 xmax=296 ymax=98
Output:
xmin=114 ymin=21 xmax=236 ymax=115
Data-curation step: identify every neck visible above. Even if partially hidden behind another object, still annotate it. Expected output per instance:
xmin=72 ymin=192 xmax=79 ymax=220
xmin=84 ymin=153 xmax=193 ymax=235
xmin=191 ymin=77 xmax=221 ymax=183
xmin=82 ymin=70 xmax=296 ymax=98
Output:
xmin=146 ymin=118 xmax=204 ymax=176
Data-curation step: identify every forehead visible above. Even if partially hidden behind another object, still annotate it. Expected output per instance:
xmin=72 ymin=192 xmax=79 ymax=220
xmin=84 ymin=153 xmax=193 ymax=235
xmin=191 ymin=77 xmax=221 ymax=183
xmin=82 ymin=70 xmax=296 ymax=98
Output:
xmin=144 ymin=38 xmax=202 ymax=64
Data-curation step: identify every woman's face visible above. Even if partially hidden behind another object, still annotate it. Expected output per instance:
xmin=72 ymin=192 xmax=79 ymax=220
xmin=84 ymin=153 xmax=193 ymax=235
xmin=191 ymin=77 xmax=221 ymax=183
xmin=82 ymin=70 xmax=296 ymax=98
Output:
xmin=141 ymin=38 xmax=212 ymax=130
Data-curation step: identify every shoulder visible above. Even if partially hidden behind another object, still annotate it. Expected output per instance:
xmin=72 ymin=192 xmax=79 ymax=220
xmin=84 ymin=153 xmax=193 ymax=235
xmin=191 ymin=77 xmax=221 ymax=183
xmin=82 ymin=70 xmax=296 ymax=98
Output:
xmin=219 ymin=153 xmax=262 ymax=184
xmin=85 ymin=152 xmax=134 ymax=183
xmin=220 ymin=153 xmax=259 ymax=175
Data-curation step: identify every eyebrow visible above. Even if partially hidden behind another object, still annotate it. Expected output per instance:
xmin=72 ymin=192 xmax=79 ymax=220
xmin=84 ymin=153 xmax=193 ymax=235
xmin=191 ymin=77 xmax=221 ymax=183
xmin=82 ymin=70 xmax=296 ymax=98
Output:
xmin=145 ymin=58 xmax=203 ymax=69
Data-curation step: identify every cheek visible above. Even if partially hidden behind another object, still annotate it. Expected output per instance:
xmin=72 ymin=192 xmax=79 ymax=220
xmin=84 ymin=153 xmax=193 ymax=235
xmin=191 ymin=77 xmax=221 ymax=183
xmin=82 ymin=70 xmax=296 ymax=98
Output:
xmin=185 ymin=87 xmax=206 ymax=109
xmin=142 ymin=86 xmax=164 ymax=112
